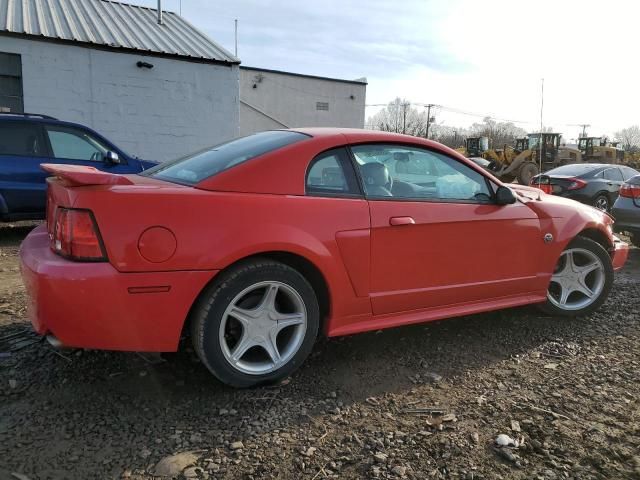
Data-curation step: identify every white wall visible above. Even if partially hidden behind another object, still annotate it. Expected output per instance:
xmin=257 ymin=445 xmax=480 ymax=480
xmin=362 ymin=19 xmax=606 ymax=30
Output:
xmin=239 ymin=68 xmax=366 ymax=136
xmin=1 ymin=36 xmax=239 ymax=161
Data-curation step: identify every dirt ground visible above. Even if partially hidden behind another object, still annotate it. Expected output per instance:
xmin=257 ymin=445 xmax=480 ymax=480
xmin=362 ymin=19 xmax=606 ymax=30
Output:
xmin=1 ymin=222 xmax=639 ymax=480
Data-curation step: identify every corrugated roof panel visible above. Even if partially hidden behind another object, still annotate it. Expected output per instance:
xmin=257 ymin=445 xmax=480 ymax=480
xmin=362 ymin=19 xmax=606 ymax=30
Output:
xmin=0 ymin=0 xmax=239 ymax=64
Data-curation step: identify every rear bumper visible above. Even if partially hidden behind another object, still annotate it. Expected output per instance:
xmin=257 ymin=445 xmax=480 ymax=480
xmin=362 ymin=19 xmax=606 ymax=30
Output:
xmin=611 ymin=235 xmax=629 ymax=271
xmin=19 ymin=225 xmax=216 ymax=352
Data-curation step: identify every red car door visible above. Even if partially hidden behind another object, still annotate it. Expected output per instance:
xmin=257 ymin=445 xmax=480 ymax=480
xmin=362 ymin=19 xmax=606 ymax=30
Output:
xmin=350 ymin=144 xmax=543 ymax=316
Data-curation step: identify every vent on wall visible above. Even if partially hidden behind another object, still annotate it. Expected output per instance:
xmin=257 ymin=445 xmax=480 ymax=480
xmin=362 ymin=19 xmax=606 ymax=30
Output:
xmin=316 ymin=102 xmax=329 ymax=111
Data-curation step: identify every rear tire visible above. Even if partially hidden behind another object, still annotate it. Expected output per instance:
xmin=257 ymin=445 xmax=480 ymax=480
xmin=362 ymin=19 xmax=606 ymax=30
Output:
xmin=538 ymin=237 xmax=613 ymax=317
xmin=517 ymin=162 xmax=539 ymax=185
xmin=190 ymin=259 xmax=319 ymax=388
xmin=592 ymin=193 xmax=610 ymax=211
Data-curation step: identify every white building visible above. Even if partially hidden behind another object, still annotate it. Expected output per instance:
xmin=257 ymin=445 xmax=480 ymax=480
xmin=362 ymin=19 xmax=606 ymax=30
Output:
xmin=0 ymin=0 xmax=240 ymax=161
xmin=240 ymin=66 xmax=366 ymax=136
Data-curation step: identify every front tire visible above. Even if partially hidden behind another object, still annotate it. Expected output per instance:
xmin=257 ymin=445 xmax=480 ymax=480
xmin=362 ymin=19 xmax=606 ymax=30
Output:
xmin=517 ymin=162 xmax=539 ymax=185
xmin=539 ymin=237 xmax=613 ymax=317
xmin=190 ymin=259 xmax=319 ymax=388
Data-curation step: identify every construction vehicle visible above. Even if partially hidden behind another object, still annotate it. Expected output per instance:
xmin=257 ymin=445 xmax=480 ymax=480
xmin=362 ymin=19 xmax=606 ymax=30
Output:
xmin=456 ymin=136 xmax=490 ymax=157
xmin=488 ymin=133 xmax=583 ymax=185
xmin=456 ymin=136 xmax=518 ymax=166
xmin=577 ymin=137 xmax=624 ymax=163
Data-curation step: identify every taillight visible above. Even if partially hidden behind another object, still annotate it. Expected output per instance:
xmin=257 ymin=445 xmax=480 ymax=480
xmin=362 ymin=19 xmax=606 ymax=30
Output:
xmin=620 ymin=183 xmax=640 ymax=199
xmin=566 ymin=178 xmax=587 ymax=190
xmin=46 ymin=190 xmax=56 ymax=237
xmin=530 ymin=175 xmax=553 ymax=194
xmin=51 ymin=208 xmax=107 ymax=261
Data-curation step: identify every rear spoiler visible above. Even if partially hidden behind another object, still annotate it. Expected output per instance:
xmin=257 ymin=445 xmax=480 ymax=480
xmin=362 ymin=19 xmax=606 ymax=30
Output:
xmin=41 ymin=164 xmax=134 ymax=186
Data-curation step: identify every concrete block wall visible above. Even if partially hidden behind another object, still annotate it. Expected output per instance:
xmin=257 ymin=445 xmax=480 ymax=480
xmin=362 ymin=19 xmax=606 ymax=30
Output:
xmin=1 ymin=36 xmax=239 ymax=161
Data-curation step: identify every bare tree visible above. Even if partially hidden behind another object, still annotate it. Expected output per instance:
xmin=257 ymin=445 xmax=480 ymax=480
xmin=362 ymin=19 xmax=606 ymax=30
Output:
xmin=615 ymin=126 xmax=640 ymax=151
xmin=469 ymin=117 xmax=527 ymax=149
xmin=368 ymin=98 xmax=429 ymax=137
xmin=430 ymin=124 xmax=469 ymax=148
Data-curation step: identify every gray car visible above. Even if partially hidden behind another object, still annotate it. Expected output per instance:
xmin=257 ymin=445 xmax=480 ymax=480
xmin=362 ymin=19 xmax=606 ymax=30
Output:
xmin=530 ymin=163 xmax=639 ymax=211
xmin=611 ymin=174 xmax=640 ymax=247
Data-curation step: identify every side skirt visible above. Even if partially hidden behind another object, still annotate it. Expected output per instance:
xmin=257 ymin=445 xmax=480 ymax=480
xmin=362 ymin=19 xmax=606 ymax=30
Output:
xmin=327 ymin=291 xmax=547 ymax=337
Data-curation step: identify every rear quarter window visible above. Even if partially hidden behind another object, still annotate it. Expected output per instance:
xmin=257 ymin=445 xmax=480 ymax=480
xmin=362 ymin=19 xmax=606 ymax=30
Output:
xmin=145 ymin=131 xmax=309 ymax=185
xmin=0 ymin=121 xmax=47 ymax=157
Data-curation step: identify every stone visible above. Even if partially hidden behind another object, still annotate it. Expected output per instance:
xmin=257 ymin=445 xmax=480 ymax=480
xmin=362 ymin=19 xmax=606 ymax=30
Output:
xmin=230 ymin=441 xmax=244 ymax=450
xmin=153 ymin=451 xmax=199 ymax=477
xmin=373 ymin=452 xmax=388 ymax=463
xmin=302 ymin=447 xmax=316 ymax=457
xmin=391 ymin=465 xmax=407 ymax=477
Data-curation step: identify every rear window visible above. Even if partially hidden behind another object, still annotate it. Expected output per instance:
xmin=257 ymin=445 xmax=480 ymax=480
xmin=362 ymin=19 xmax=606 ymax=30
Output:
xmin=545 ymin=164 xmax=600 ymax=177
xmin=144 ymin=131 xmax=309 ymax=184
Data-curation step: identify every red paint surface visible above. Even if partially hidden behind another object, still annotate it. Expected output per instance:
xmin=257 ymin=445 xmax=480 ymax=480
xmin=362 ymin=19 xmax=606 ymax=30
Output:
xmin=20 ymin=129 xmax=628 ymax=352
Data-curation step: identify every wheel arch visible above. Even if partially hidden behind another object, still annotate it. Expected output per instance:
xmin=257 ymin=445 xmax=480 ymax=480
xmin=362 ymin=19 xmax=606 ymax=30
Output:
xmin=181 ymin=250 xmax=331 ymax=342
xmin=576 ymin=227 xmax=613 ymax=251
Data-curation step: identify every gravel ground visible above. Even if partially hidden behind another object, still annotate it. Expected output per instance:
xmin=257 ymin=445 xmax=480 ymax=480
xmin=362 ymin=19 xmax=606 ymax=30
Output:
xmin=1 ymin=222 xmax=639 ymax=480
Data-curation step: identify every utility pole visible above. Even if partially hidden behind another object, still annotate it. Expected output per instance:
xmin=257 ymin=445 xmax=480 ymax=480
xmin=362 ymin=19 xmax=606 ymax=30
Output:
xmin=424 ymin=104 xmax=436 ymax=139
xmin=579 ymin=124 xmax=590 ymax=138
xmin=402 ymin=102 xmax=408 ymax=134
xmin=234 ymin=19 xmax=238 ymax=57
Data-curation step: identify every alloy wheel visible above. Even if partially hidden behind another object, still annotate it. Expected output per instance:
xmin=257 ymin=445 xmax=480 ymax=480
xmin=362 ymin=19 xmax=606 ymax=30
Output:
xmin=547 ymin=248 xmax=605 ymax=311
xmin=594 ymin=196 xmax=609 ymax=211
xmin=219 ymin=281 xmax=307 ymax=375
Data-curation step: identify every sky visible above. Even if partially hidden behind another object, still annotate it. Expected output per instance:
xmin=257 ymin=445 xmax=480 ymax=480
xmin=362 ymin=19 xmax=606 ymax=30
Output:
xmin=134 ymin=0 xmax=638 ymax=142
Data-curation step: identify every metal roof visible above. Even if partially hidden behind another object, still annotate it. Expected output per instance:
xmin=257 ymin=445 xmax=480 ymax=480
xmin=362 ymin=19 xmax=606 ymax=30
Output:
xmin=0 ymin=0 xmax=240 ymax=64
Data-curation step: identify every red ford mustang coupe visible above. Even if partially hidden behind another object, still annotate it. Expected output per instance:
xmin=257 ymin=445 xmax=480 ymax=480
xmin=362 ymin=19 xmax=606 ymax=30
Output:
xmin=20 ymin=129 xmax=628 ymax=387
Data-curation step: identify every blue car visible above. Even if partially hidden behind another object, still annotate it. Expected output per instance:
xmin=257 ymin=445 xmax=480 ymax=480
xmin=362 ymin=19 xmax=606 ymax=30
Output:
xmin=0 ymin=113 xmax=157 ymax=221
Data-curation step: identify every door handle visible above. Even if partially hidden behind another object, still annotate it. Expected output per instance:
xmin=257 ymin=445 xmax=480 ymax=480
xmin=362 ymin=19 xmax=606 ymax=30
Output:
xmin=389 ymin=216 xmax=415 ymax=226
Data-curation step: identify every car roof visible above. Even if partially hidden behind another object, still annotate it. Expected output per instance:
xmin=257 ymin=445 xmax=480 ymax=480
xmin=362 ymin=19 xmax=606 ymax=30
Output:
xmin=0 ymin=113 xmax=111 ymax=136
xmin=0 ymin=113 xmax=89 ymax=130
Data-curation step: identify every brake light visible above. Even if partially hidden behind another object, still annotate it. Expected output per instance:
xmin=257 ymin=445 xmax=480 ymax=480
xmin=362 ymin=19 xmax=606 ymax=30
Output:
xmin=46 ymin=190 xmax=56 ymax=237
xmin=530 ymin=176 xmax=553 ymax=194
xmin=620 ymin=183 xmax=640 ymax=199
xmin=51 ymin=208 xmax=107 ymax=261
xmin=566 ymin=178 xmax=587 ymax=190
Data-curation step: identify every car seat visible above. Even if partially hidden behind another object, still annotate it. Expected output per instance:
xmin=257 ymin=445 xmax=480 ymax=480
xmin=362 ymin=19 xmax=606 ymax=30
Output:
xmin=361 ymin=162 xmax=393 ymax=196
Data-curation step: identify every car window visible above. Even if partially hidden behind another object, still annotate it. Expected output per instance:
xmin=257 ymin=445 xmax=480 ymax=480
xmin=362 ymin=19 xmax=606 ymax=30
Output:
xmin=350 ymin=144 xmax=492 ymax=202
xmin=0 ymin=121 xmax=46 ymax=157
xmin=145 ymin=131 xmax=309 ymax=185
xmin=45 ymin=126 xmax=109 ymax=161
xmin=545 ymin=164 xmax=598 ymax=176
xmin=306 ymin=148 xmax=360 ymax=196
xmin=621 ymin=166 xmax=639 ymax=180
xmin=603 ymin=168 xmax=623 ymax=181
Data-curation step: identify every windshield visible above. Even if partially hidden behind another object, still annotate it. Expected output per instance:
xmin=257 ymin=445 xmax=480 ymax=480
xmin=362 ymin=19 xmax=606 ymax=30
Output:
xmin=528 ymin=136 xmax=540 ymax=149
xmin=143 ymin=131 xmax=309 ymax=184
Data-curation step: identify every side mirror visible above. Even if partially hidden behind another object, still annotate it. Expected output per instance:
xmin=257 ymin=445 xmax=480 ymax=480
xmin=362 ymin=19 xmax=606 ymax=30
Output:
xmin=495 ymin=185 xmax=516 ymax=205
xmin=104 ymin=151 xmax=121 ymax=165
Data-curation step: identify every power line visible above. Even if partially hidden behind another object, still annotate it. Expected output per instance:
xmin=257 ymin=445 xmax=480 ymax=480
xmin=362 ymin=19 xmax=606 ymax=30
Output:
xmin=366 ymin=101 xmax=533 ymax=125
